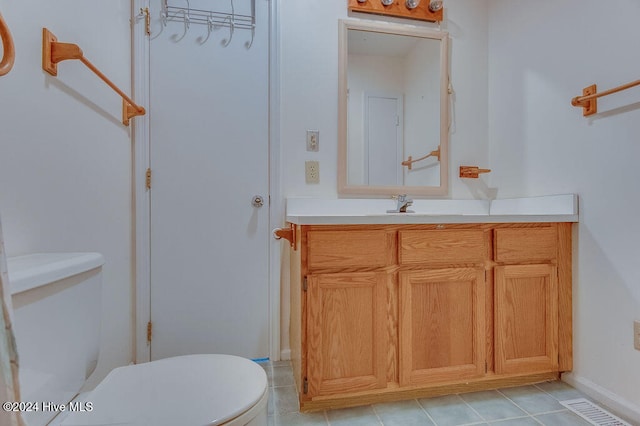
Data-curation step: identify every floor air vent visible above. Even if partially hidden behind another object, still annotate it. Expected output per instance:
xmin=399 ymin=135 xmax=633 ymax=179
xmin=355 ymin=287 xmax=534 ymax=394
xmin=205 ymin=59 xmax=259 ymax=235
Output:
xmin=560 ymin=398 xmax=631 ymax=426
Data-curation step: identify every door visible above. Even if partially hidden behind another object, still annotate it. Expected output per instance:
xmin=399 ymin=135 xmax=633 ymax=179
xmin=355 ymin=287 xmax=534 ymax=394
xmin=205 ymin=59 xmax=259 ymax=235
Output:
xmin=148 ymin=0 xmax=270 ymax=360
xmin=307 ymin=272 xmax=388 ymax=396
xmin=399 ymin=268 xmax=486 ymax=386
xmin=494 ymin=264 xmax=558 ymax=374
xmin=364 ymin=92 xmax=404 ymax=186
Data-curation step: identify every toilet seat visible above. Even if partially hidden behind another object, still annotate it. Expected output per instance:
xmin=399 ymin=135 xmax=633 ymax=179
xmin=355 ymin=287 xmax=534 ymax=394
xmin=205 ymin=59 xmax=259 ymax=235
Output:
xmin=59 ymin=354 xmax=268 ymax=426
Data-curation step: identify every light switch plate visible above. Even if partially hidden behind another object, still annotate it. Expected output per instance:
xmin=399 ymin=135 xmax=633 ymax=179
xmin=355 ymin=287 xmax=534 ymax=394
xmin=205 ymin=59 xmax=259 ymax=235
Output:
xmin=634 ymin=320 xmax=640 ymax=351
xmin=306 ymin=130 xmax=319 ymax=152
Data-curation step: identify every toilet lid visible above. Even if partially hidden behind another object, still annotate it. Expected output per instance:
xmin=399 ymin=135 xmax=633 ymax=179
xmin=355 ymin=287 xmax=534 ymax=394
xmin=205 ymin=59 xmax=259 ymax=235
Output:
xmin=60 ymin=354 xmax=268 ymax=426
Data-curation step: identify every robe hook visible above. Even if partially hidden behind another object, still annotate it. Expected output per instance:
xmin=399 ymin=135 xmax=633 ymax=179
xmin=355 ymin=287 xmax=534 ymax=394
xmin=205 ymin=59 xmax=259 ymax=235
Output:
xmin=245 ymin=25 xmax=255 ymax=49
xmin=183 ymin=0 xmax=191 ymax=30
xmin=198 ymin=13 xmax=215 ymax=44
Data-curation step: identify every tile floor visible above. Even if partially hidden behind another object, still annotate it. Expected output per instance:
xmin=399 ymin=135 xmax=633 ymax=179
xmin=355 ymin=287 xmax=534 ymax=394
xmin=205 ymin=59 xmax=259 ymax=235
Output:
xmin=259 ymin=361 xmax=603 ymax=426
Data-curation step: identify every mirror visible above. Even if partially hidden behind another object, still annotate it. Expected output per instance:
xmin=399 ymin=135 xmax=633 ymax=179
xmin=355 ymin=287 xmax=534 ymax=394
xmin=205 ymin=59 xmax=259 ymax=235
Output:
xmin=338 ymin=20 xmax=449 ymax=197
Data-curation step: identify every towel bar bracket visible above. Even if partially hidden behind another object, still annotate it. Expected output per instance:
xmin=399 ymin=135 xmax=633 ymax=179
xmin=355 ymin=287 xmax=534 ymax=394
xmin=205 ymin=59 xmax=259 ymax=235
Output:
xmin=572 ymin=84 xmax=597 ymax=117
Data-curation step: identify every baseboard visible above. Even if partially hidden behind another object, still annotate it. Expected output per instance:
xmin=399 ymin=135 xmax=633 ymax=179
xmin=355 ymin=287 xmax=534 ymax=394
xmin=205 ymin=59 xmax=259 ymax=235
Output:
xmin=562 ymin=372 xmax=640 ymax=425
xmin=280 ymin=348 xmax=291 ymax=361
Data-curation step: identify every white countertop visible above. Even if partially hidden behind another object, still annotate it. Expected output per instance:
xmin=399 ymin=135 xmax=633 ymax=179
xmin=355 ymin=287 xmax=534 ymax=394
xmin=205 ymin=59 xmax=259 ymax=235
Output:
xmin=286 ymin=194 xmax=579 ymax=225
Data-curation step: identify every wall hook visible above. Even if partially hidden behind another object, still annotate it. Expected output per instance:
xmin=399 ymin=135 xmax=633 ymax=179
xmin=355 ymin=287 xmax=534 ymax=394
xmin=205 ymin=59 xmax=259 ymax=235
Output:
xmin=160 ymin=0 xmax=168 ymax=27
xmin=183 ymin=0 xmax=191 ymax=30
xmin=221 ymin=16 xmax=234 ymax=46
xmin=197 ymin=13 xmax=215 ymax=44
xmin=221 ymin=0 xmax=236 ymax=47
xmin=245 ymin=24 xmax=255 ymax=49
xmin=245 ymin=0 xmax=256 ymax=49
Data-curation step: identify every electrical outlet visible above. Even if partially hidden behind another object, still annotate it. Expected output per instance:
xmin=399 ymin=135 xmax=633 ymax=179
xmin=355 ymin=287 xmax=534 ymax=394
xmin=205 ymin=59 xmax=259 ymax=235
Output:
xmin=306 ymin=130 xmax=319 ymax=152
xmin=634 ymin=320 xmax=640 ymax=351
xmin=305 ymin=161 xmax=320 ymax=184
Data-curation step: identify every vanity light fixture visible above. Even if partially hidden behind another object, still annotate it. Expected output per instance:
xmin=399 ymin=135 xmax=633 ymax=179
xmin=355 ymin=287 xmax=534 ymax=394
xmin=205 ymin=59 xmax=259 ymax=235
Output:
xmin=348 ymin=0 xmax=443 ymax=22
xmin=428 ymin=0 xmax=443 ymax=12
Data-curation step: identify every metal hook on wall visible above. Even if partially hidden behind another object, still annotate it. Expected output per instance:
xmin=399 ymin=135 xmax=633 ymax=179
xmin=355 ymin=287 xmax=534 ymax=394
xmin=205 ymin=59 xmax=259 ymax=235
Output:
xmin=221 ymin=0 xmax=235 ymax=47
xmin=245 ymin=0 xmax=255 ymax=49
xmin=198 ymin=13 xmax=215 ymax=45
xmin=161 ymin=0 xmax=169 ymax=26
xmin=221 ymin=16 xmax=234 ymax=47
xmin=183 ymin=0 xmax=191 ymax=30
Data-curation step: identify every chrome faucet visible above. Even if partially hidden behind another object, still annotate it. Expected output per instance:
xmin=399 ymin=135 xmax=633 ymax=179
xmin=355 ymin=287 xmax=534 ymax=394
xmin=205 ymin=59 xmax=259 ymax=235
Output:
xmin=387 ymin=194 xmax=414 ymax=213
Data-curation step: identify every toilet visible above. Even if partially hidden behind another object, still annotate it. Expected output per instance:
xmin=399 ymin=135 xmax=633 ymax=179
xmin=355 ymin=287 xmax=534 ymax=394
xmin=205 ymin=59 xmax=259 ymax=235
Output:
xmin=7 ymin=252 xmax=268 ymax=426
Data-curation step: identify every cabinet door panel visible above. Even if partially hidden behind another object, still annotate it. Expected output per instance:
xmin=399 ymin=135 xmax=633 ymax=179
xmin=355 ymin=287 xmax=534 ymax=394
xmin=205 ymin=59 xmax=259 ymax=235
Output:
xmin=399 ymin=268 xmax=485 ymax=386
xmin=495 ymin=264 xmax=558 ymax=374
xmin=307 ymin=272 xmax=387 ymax=396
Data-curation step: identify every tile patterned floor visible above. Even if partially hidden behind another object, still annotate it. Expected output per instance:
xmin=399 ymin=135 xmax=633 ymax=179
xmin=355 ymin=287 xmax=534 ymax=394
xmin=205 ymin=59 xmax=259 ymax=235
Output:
xmin=258 ymin=361 xmax=602 ymax=426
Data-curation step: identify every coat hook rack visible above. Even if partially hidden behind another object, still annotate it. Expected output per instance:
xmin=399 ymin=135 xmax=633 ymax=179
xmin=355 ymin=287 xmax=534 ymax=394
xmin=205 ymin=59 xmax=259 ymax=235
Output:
xmin=162 ymin=0 xmax=255 ymax=48
xmin=0 ymin=12 xmax=15 ymax=76
xmin=41 ymin=28 xmax=146 ymax=126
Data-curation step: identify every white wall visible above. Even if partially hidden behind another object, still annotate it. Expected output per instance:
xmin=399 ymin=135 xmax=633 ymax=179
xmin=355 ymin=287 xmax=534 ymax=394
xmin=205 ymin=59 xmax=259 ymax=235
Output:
xmin=279 ymin=0 xmax=489 ymax=199
xmin=0 ymin=0 xmax=133 ymax=386
xmin=488 ymin=0 xmax=640 ymax=419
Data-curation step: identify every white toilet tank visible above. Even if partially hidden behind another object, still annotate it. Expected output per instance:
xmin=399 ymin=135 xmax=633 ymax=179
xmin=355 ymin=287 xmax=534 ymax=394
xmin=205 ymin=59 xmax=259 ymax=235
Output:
xmin=8 ymin=252 xmax=104 ymax=426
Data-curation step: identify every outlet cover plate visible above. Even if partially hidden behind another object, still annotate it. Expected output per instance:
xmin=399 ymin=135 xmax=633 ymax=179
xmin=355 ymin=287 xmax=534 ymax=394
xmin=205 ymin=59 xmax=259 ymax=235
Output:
xmin=634 ymin=320 xmax=640 ymax=351
xmin=305 ymin=161 xmax=319 ymax=184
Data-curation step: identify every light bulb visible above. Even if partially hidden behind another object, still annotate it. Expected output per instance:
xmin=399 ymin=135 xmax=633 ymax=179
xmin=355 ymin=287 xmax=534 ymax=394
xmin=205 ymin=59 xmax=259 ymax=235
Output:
xmin=406 ymin=0 xmax=420 ymax=9
xmin=428 ymin=0 xmax=443 ymax=12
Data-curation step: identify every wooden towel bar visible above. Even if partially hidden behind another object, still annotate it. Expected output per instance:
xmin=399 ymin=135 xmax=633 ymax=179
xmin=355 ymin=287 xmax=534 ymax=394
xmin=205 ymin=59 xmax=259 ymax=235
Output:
xmin=402 ymin=146 xmax=441 ymax=170
xmin=42 ymin=28 xmax=145 ymax=126
xmin=572 ymin=79 xmax=640 ymax=117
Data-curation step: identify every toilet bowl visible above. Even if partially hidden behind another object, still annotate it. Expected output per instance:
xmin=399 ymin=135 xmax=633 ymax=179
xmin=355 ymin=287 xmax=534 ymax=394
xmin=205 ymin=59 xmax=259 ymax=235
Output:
xmin=8 ymin=253 xmax=268 ymax=426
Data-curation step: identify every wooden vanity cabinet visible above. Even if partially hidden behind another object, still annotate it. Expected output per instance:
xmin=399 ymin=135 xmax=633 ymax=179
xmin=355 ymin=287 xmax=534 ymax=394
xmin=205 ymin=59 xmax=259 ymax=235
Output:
xmin=289 ymin=223 xmax=572 ymax=411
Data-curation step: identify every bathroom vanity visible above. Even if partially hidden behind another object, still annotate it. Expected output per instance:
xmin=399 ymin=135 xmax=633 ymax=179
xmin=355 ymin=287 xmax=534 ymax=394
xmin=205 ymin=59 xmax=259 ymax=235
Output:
xmin=282 ymin=195 xmax=578 ymax=411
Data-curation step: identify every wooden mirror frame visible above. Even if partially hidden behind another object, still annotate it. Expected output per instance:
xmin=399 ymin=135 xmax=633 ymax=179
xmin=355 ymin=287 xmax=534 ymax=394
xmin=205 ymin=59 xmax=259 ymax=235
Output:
xmin=338 ymin=19 xmax=449 ymax=197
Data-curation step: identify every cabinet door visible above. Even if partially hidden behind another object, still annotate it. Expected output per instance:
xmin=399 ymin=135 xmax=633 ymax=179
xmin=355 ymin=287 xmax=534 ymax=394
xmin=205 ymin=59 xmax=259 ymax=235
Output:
xmin=399 ymin=268 xmax=486 ymax=386
xmin=307 ymin=272 xmax=388 ymax=396
xmin=495 ymin=264 xmax=558 ymax=375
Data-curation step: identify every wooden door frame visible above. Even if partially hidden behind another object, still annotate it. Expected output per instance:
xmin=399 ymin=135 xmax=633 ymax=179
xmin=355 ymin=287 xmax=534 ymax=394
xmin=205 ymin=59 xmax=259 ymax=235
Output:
xmin=131 ymin=0 xmax=281 ymax=363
